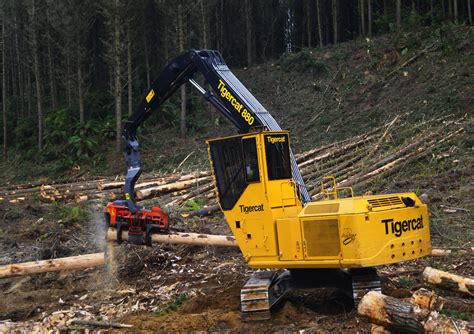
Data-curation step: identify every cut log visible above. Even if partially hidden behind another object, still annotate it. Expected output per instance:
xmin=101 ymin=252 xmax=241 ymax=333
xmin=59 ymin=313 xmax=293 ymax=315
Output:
xmin=97 ymin=171 xmax=211 ymax=191
xmin=430 ymin=248 xmax=452 ymax=257
xmin=0 ymin=253 xmax=105 ymax=279
xmin=358 ymin=291 xmax=471 ymax=333
xmin=75 ymin=194 xmax=88 ymax=203
xmin=358 ymin=291 xmax=426 ymax=333
xmin=423 ymin=267 xmax=474 ymax=296
xmin=180 ymin=204 xmax=220 ymax=217
xmin=136 ymin=176 xmax=212 ymax=200
xmin=106 ymin=228 xmax=238 ymax=248
xmin=409 ymin=288 xmax=444 ymax=311
xmin=370 ymin=324 xmax=390 ymax=334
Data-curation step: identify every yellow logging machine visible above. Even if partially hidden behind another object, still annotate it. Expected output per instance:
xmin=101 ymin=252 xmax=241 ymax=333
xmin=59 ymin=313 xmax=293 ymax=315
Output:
xmin=113 ymin=50 xmax=431 ymax=320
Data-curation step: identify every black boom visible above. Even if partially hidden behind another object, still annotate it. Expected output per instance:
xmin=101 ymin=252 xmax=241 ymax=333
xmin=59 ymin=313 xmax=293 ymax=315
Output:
xmin=122 ymin=49 xmax=310 ymax=213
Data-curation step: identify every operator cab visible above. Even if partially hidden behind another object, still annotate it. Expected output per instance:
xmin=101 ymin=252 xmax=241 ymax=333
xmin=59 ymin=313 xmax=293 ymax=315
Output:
xmin=207 ymin=130 xmax=303 ymax=217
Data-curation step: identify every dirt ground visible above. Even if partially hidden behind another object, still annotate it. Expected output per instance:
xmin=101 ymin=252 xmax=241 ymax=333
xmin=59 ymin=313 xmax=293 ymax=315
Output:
xmin=0 ymin=167 xmax=473 ymax=333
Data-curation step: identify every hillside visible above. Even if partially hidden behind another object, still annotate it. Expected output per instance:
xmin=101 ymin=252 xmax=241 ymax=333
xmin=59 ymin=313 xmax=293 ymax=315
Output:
xmin=0 ymin=26 xmax=473 ymax=332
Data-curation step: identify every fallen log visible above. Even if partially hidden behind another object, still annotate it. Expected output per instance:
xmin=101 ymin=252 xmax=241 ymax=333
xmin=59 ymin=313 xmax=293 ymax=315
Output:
xmin=136 ymin=176 xmax=212 ymax=200
xmin=97 ymin=171 xmax=211 ymax=191
xmin=370 ymin=324 xmax=390 ymax=334
xmin=180 ymin=204 xmax=220 ymax=218
xmin=430 ymin=248 xmax=452 ymax=257
xmin=358 ymin=291 xmax=471 ymax=333
xmin=423 ymin=267 xmax=474 ymax=296
xmin=409 ymin=288 xmax=444 ymax=311
xmin=106 ymin=228 xmax=238 ymax=248
xmin=174 ymin=182 xmax=215 ymax=206
xmin=358 ymin=291 xmax=426 ymax=333
xmin=328 ymin=127 xmax=464 ymax=192
xmin=296 ymin=125 xmax=384 ymax=163
xmin=0 ymin=253 xmax=105 ymax=279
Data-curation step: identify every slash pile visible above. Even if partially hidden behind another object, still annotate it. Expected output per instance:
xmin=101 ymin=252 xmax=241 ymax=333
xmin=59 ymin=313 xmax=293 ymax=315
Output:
xmin=0 ymin=113 xmax=466 ymax=209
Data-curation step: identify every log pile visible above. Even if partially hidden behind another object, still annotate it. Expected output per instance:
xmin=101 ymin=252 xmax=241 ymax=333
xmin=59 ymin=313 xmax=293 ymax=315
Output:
xmin=358 ymin=289 xmax=473 ymax=333
xmin=0 ymin=113 xmax=465 ymax=212
xmin=423 ymin=267 xmax=474 ymax=296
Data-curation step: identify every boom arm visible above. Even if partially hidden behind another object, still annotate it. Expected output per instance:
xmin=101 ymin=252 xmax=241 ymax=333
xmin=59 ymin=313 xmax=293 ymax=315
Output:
xmin=122 ymin=49 xmax=310 ymax=212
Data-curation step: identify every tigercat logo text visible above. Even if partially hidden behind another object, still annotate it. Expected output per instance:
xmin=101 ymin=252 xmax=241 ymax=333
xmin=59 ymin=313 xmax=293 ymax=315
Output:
xmin=217 ymin=80 xmax=254 ymax=125
xmin=239 ymin=204 xmax=264 ymax=214
xmin=381 ymin=216 xmax=424 ymax=237
xmin=267 ymin=136 xmax=286 ymax=144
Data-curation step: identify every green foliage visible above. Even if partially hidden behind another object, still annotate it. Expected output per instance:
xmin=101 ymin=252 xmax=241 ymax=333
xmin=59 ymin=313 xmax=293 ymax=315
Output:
xmin=279 ymin=50 xmax=330 ymax=75
xmin=154 ymin=294 xmax=187 ymax=316
xmin=184 ymin=198 xmax=206 ymax=211
xmin=398 ymin=276 xmax=414 ymax=288
xmin=55 ymin=204 xmax=84 ymax=222
xmin=441 ymin=309 xmax=473 ymax=321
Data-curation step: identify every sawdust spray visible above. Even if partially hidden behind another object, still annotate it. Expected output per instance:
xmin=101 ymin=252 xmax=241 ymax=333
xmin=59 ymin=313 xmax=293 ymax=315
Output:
xmin=89 ymin=208 xmax=118 ymax=289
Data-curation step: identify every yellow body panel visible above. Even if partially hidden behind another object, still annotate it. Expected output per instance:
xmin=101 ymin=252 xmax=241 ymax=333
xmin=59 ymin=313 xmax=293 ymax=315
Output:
xmin=207 ymin=131 xmax=431 ymax=270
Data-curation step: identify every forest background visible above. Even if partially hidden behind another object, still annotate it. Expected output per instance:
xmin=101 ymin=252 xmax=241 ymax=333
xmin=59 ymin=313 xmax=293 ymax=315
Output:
xmin=0 ymin=0 xmax=471 ymax=180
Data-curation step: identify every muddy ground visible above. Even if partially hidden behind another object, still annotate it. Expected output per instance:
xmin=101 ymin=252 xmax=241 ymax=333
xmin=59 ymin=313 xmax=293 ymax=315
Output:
xmin=0 ymin=167 xmax=473 ymax=333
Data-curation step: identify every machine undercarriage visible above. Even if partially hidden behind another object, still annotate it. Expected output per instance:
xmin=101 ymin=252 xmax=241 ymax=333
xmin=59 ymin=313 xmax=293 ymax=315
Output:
xmin=240 ymin=268 xmax=381 ymax=320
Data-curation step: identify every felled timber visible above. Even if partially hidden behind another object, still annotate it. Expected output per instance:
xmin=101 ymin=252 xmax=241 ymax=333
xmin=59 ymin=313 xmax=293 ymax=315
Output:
xmin=409 ymin=288 xmax=445 ymax=311
xmin=358 ymin=291 xmax=471 ymax=333
xmin=106 ymin=228 xmax=238 ymax=248
xmin=136 ymin=176 xmax=212 ymax=200
xmin=423 ymin=267 xmax=474 ymax=296
xmin=0 ymin=253 xmax=105 ymax=279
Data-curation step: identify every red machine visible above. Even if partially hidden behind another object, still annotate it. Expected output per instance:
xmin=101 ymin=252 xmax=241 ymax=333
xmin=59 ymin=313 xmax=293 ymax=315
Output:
xmin=104 ymin=202 xmax=169 ymax=245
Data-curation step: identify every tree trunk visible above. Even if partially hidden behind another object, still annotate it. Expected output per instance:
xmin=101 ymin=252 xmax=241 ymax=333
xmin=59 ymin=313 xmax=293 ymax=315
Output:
xmin=114 ymin=0 xmax=122 ymax=152
xmin=26 ymin=70 xmax=32 ymax=116
xmin=316 ymin=0 xmax=323 ymax=47
xmin=396 ymin=0 xmax=402 ymax=30
xmin=449 ymin=0 xmax=453 ymax=19
xmin=245 ymin=0 xmax=255 ymax=65
xmin=46 ymin=8 xmax=57 ymax=110
xmin=77 ymin=50 xmax=85 ymax=128
xmin=307 ymin=0 xmax=312 ymax=48
xmin=143 ymin=36 xmax=150 ymax=90
xmin=2 ymin=14 xmax=7 ymax=160
xmin=178 ymin=2 xmax=186 ymax=137
xmin=0 ymin=253 xmax=105 ymax=278
xmin=64 ymin=53 xmax=71 ymax=107
xmin=332 ymin=0 xmax=338 ymax=44
xmin=367 ymin=0 xmax=372 ymax=37
xmin=47 ymin=39 xmax=57 ymax=110
xmin=126 ymin=22 xmax=132 ymax=117
xmin=360 ymin=0 xmax=366 ymax=36
xmin=219 ymin=0 xmax=224 ymax=52
xmin=200 ymin=0 xmax=208 ymax=49
xmin=468 ymin=0 xmax=472 ymax=24
xmin=13 ymin=15 xmax=24 ymax=113
xmin=31 ymin=0 xmax=43 ymax=151
xmin=454 ymin=0 xmax=458 ymax=22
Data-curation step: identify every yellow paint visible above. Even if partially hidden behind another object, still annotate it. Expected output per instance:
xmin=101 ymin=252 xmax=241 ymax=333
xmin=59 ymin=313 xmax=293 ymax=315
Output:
xmin=145 ymin=89 xmax=155 ymax=103
xmin=207 ymin=130 xmax=432 ymax=270
xmin=216 ymin=79 xmax=254 ymax=125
